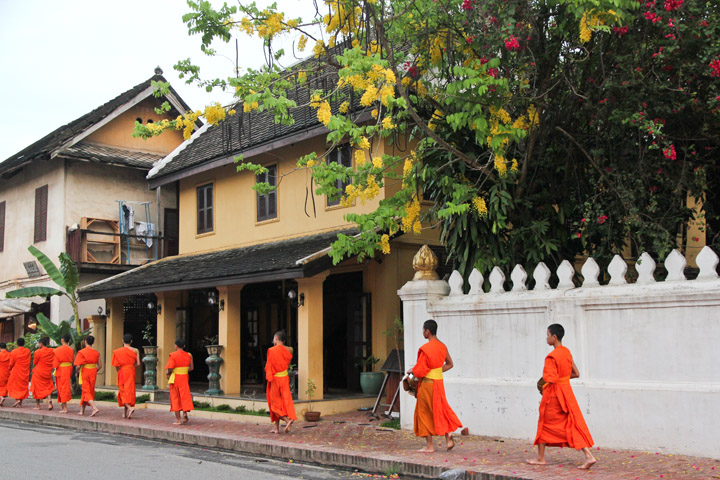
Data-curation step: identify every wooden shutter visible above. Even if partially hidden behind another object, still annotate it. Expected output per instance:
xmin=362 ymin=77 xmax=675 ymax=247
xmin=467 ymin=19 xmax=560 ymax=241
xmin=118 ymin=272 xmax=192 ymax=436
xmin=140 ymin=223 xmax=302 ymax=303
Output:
xmin=197 ymin=185 xmax=205 ymax=234
xmin=0 ymin=201 xmax=5 ymax=252
xmin=267 ymin=166 xmax=277 ymax=217
xmin=197 ymin=183 xmax=213 ymax=234
xmin=205 ymin=184 xmax=213 ymax=231
xmin=257 ymin=166 xmax=277 ymax=221
xmin=34 ymin=185 xmax=48 ymax=243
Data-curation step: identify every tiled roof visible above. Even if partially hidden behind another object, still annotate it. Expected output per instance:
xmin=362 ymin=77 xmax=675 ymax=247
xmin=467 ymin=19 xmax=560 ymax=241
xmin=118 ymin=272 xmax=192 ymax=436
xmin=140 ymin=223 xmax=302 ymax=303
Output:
xmin=77 ymin=229 xmax=356 ymax=300
xmin=60 ymin=142 xmax=163 ymax=169
xmin=0 ymin=73 xmax=193 ymax=177
xmin=148 ymin=69 xmax=345 ymax=182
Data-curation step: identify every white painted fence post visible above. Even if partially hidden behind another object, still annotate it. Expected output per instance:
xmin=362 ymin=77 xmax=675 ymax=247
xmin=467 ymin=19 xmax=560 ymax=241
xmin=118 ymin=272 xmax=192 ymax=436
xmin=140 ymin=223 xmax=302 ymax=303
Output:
xmin=397 ymin=245 xmax=450 ymax=430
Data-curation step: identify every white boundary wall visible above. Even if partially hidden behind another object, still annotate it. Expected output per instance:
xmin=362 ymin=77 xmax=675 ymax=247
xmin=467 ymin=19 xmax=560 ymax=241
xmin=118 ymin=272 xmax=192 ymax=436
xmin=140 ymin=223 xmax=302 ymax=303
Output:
xmin=398 ymin=247 xmax=720 ymax=458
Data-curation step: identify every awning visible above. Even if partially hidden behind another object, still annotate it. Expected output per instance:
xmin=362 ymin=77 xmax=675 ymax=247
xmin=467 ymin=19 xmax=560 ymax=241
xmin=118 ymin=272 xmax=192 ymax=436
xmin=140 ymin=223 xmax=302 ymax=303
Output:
xmin=78 ymin=229 xmax=355 ymax=301
xmin=0 ymin=297 xmax=44 ymax=319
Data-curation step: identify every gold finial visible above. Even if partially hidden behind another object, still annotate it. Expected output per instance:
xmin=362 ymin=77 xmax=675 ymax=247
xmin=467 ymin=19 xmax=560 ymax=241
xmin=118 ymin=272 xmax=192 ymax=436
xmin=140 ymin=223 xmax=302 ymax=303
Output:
xmin=413 ymin=245 xmax=439 ymax=280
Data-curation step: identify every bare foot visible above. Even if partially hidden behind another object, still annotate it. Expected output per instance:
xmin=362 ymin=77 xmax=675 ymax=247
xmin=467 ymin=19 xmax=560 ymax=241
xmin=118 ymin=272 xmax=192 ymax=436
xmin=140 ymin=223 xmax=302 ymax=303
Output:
xmin=173 ymin=421 xmax=183 ymax=425
xmin=90 ymin=409 xmax=99 ymax=417
xmin=59 ymin=409 xmax=68 ymax=414
xmin=78 ymin=410 xmax=85 ymax=416
xmin=526 ymin=458 xmax=547 ymax=465
xmin=34 ymin=405 xmax=41 ymax=410
xmin=578 ymin=459 xmax=597 ymax=470
xmin=12 ymin=401 xmax=21 ymax=408
xmin=183 ymin=413 xmax=189 ymax=424
xmin=0 ymin=398 xmax=5 ymax=407
xmin=47 ymin=403 xmax=53 ymax=411
xmin=126 ymin=407 xmax=135 ymax=419
xmin=284 ymin=419 xmax=294 ymax=434
xmin=270 ymin=428 xmax=280 ymax=434
xmin=446 ymin=436 xmax=455 ymax=451
xmin=417 ymin=447 xmax=435 ymax=453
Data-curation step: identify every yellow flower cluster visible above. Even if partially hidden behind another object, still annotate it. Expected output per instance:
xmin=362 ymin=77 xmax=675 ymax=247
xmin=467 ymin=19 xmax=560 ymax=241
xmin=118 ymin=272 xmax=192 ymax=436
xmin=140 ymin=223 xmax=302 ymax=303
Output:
xmin=313 ymin=40 xmax=326 ymax=58
xmin=494 ymin=154 xmax=508 ymax=177
xmin=306 ymin=159 xmax=316 ymax=167
xmin=382 ymin=116 xmax=395 ymax=130
xmin=511 ymin=158 xmax=519 ymax=173
xmin=378 ymin=234 xmax=391 ymax=254
xmin=243 ymin=101 xmax=259 ymax=113
xmin=298 ymin=35 xmax=308 ymax=52
xmin=401 ymin=198 xmax=421 ymax=233
xmin=354 ymin=149 xmax=366 ymax=166
xmin=579 ymin=11 xmax=604 ymax=43
xmin=175 ymin=110 xmax=202 ymax=140
xmin=203 ymin=103 xmax=226 ymax=125
xmin=472 ymin=197 xmax=488 ymax=217
xmin=297 ymin=71 xmax=307 ymax=82
xmin=339 ymin=101 xmax=349 ymax=114
xmin=342 ymin=175 xmax=380 ymax=206
xmin=323 ymin=1 xmax=362 ymax=36
xmin=316 ymin=100 xmax=332 ymax=126
xmin=527 ymin=104 xmax=540 ymax=127
xmin=143 ymin=118 xmax=172 ymax=136
xmin=402 ymin=151 xmax=417 ymax=188
xmin=338 ymin=64 xmax=397 ymax=108
xmin=356 ymin=136 xmax=370 ymax=150
xmin=372 ymin=157 xmax=383 ymax=169
xmin=256 ymin=11 xmax=285 ymax=38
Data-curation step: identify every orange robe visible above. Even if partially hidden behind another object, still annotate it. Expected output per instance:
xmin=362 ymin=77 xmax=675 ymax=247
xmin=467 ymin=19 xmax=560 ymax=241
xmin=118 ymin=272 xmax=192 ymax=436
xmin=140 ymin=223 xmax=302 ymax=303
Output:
xmin=8 ymin=346 xmax=31 ymax=400
xmin=74 ymin=347 xmax=101 ymax=404
xmin=111 ymin=346 xmax=137 ymax=407
xmin=412 ymin=339 xmax=462 ymax=437
xmin=54 ymin=345 xmax=74 ymax=403
xmin=0 ymin=349 xmax=11 ymax=396
xmin=534 ymin=345 xmax=594 ymax=449
xmin=265 ymin=345 xmax=296 ymax=422
xmin=167 ymin=350 xmax=194 ymax=412
xmin=31 ymin=346 xmax=55 ymax=400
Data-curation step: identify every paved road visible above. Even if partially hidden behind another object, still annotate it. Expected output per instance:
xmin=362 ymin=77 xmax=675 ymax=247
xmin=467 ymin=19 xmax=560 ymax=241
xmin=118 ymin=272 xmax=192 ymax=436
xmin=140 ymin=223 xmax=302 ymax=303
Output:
xmin=0 ymin=420 xmax=392 ymax=480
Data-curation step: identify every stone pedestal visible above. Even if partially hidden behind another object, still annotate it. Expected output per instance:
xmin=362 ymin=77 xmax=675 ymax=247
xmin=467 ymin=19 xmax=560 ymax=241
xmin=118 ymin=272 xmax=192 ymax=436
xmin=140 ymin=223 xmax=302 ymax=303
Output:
xmin=141 ymin=345 xmax=159 ymax=391
xmin=205 ymin=345 xmax=224 ymax=395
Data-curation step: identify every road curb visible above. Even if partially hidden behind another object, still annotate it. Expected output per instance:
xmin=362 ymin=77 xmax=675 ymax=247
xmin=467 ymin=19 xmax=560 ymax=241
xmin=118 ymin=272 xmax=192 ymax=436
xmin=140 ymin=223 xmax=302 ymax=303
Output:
xmin=0 ymin=410 xmax=532 ymax=480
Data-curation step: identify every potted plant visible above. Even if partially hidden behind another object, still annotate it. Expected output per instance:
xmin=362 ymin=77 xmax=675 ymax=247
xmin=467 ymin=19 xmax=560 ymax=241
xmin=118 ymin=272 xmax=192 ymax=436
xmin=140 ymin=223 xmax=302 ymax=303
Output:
xmin=303 ymin=378 xmax=321 ymax=422
xmin=358 ymin=355 xmax=384 ymax=395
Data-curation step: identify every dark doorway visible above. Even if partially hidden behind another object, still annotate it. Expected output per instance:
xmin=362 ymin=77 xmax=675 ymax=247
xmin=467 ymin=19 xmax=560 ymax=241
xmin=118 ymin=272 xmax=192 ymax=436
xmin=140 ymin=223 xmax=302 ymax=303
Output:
xmin=241 ymin=282 xmax=285 ymax=386
xmin=323 ymin=272 xmax=371 ymax=392
xmin=185 ymin=290 xmax=219 ymax=383
xmin=163 ymin=208 xmax=179 ymax=257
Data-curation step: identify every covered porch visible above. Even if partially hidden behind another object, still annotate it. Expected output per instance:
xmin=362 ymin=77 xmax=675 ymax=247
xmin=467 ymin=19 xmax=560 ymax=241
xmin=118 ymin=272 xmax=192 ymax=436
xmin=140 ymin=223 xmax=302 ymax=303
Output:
xmin=78 ymin=230 xmax=414 ymax=409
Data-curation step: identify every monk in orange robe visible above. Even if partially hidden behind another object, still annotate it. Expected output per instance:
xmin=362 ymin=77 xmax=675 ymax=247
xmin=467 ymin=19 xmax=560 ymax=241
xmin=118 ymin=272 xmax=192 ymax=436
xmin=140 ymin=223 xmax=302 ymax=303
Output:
xmin=265 ymin=330 xmax=296 ymax=434
xmin=74 ymin=335 xmax=102 ymax=417
xmin=7 ymin=337 xmax=31 ymax=407
xmin=0 ymin=342 xmax=11 ymax=407
xmin=165 ymin=338 xmax=194 ymax=425
xmin=54 ymin=333 xmax=75 ymax=414
xmin=408 ymin=319 xmax=462 ymax=453
xmin=527 ymin=324 xmax=597 ymax=470
xmin=31 ymin=337 xmax=55 ymax=410
xmin=111 ymin=333 xmax=140 ymax=419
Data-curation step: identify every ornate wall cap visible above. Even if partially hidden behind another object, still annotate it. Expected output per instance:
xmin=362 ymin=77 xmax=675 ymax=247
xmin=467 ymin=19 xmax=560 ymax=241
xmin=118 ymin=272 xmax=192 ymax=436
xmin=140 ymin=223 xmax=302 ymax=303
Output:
xmin=413 ymin=245 xmax=439 ymax=280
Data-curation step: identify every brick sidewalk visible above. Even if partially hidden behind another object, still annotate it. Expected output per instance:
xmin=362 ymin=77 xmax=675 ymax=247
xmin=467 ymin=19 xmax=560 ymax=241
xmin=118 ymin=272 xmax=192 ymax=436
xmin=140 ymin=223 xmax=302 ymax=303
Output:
xmin=0 ymin=403 xmax=717 ymax=480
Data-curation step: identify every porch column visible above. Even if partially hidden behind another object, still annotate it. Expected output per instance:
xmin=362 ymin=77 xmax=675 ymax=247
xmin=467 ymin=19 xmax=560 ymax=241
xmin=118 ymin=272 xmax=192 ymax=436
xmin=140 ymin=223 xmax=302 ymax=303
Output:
xmin=156 ymin=291 xmax=181 ymax=390
xmin=218 ymin=285 xmax=243 ymax=395
xmin=90 ymin=315 xmax=107 ymax=387
xmin=104 ymin=296 xmax=126 ymax=386
xmin=297 ymin=272 xmax=329 ymax=401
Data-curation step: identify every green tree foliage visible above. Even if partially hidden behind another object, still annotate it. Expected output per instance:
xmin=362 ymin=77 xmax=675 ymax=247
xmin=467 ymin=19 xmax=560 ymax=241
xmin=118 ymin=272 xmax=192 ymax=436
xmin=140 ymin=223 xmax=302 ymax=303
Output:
xmin=142 ymin=0 xmax=719 ymax=279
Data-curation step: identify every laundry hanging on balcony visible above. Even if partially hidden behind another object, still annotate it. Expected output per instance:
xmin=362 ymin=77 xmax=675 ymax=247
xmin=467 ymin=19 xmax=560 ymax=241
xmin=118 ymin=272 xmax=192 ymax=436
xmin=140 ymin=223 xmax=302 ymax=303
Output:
xmin=135 ymin=222 xmax=155 ymax=248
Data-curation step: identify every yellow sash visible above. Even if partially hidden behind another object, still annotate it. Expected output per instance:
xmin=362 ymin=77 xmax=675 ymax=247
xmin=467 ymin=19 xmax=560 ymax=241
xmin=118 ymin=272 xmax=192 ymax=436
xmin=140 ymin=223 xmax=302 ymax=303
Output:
xmin=273 ymin=370 xmax=288 ymax=378
xmin=52 ymin=362 xmax=73 ymax=377
xmin=425 ymin=367 xmax=443 ymax=380
xmin=78 ymin=364 xmax=97 ymax=385
xmin=168 ymin=366 xmax=189 ymax=384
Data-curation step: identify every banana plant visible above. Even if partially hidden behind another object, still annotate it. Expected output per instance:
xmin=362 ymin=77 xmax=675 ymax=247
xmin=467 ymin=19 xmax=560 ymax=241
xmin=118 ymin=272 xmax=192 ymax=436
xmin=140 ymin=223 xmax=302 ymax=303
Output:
xmin=5 ymin=246 xmax=86 ymax=341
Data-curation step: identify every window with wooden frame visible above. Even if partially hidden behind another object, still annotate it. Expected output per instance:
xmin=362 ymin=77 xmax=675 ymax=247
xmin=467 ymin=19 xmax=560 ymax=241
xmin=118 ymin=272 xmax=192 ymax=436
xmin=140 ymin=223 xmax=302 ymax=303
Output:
xmin=327 ymin=144 xmax=353 ymax=207
xmin=197 ymin=183 xmax=214 ymax=234
xmin=0 ymin=201 xmax=5 ymax=252
xmin=256 ymin=165 xmax=277 ymax=222
xmin=34 ymin=185 xmax=48 ymax=243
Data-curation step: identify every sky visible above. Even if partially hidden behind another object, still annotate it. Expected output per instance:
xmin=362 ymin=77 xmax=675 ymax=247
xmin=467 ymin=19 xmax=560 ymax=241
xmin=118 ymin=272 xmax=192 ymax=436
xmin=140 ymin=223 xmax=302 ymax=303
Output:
xmin=0 ymin=0 xmax=312 ymax=161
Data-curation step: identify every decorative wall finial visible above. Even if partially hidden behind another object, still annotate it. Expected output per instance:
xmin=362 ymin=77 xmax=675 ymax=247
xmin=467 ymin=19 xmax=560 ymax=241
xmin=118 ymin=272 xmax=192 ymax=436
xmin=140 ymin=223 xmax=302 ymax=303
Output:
xmin=413 ymin=245 xmax=439 ymax=280
xmin=154 ymin=66 xmax=164 ymax=75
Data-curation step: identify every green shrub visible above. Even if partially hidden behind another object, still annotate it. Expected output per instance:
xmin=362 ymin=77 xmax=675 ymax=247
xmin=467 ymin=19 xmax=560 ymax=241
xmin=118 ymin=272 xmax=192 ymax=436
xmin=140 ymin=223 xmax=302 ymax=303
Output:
xmin=257 ymin=408 xmax=267 ymax=415
xmin=95 ymin=391 xmax=117 ymax=402
xmin=234 ymin=405 xmax=247 ymax=413
xmin=193 ymin=401 xmax=211 ymax=409
xmin=136 ymin=394 xmax=150 ymax=404
xmin=381 ymin=418 xmax=401 ymax=430
xmin=215 ymin=404 xmax=231 ymax=412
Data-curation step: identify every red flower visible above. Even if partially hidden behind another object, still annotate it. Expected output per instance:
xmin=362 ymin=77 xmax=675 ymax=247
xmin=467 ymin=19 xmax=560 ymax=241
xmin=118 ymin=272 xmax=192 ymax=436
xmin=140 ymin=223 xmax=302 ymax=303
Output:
xmin=479 ymin=56 xmax=489 ymax=65
xmin=581 ymin=218 xmax=587 ymax=223
xmin=664 ymin=0 xmax=683 ymax=11
xmin=656 ymin=168 xmax=663 ymax=174
xmin=504 ymin=36 xmax=520 ymax=51
xmin=709 ymin=58 xmax=720 ymax=77
xmin=613 ymin=26 xmax=629 ymax=36
xmin=692 ymin=237 xmax=699 ymax=242
xmin=461 ymin=0 xmax=473 ymax=11
xmin=649 ymin=186 xmax=659 ymax=192
xmin=576 ymin=232 xmax=582 ymax=238
xmin=644 ymin=11 xmax=661 ymax=23
xmin=663 ymin=144 xmax=677 ymax=160
xmin=488 ymin=68 xmax=498 ymax=78
xmin=597 ymin=215 xmax=608 ymax=224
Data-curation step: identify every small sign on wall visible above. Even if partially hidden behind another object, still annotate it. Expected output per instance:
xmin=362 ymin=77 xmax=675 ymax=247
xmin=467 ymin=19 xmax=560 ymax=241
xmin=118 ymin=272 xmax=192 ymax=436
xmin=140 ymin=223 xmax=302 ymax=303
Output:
xmin=23 ymin=261 xmax=41 ymax=278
